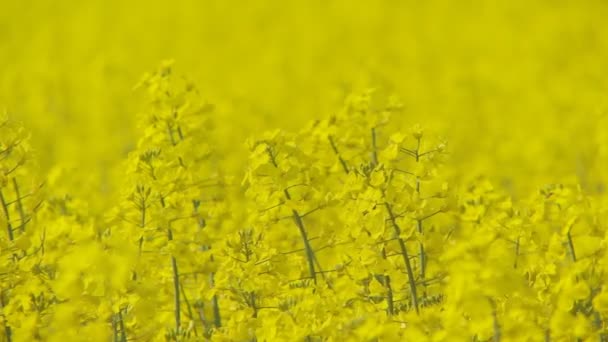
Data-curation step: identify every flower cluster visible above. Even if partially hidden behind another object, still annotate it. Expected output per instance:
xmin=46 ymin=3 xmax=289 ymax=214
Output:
xmin=1 ymin=64 xmax=608 ymax=342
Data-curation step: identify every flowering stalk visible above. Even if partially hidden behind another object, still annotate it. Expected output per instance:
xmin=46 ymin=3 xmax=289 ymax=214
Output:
xmin=0 ymin=190 xmax=14 ymax=241
xmin=266 ymin=146 xmax=319 ymax=284
xmin=384 ymin=202 xmax=419 ymax=314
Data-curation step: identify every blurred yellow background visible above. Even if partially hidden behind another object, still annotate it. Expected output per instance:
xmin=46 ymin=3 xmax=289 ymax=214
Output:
xmin=1 ymin=0 xmax=607 ymax=201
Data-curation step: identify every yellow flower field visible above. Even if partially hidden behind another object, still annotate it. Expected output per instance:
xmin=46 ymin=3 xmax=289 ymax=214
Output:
xmin=1 ymin=1 xmax=608 ymax=341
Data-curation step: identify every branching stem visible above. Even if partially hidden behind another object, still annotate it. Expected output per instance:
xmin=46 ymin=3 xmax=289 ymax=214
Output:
xmin=384 ymin=202 xmax=419 ymax=314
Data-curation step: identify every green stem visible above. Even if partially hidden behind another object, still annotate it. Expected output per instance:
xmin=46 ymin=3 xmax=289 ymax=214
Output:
xmin=491 ymin=300 xmax=501 ymax=342
xmin=385 ymin=275 xmax=395 ymax=316
xmin=118 ymin=309 xmax=127 ymax=342
xmin=11 ymin=179 xmax=26 ymax=233
xmin=514 ymin=236 xmax=520 ymax=269
xmin=0 ymin=189 xmax=14 ymax=241
xmin=286 ymin=193 xmax=317 ymax=284
xmin=328 ymin=136 xmax=349 ymax=174
xmin=167 ymin=121 xmax=177 ymax=146
xmin=0 ymin=294 xmax=12 ymax=342
xmin=413 ymin=137 xmax=427 ymax=296
xmin=138 ymin=196 xmax=146 ymax=256
xmin=594 ymin=312 xmax=606 ymax=342
xmin=112 ymin=315 xmax=118 ymax=342
xmin=180 ymin=283 xmax=198 ymax=337
xmin=371 ymin=128 xmax=379 ymax=166
xmin=417 ymin=219 xmax=426 ymax=289
xmin=381 ymin=247 xmax=394 ymax=316
xmin=168 ymin=229 xmax=182 ymax=331
xmin=567 ymin=230 xmax=577 ymax=262
xmin=250 ymin=292 xmax=258 ymax=318
xmin=384 ymin=203 xmax=419 ymax=314
xmin=266 ymin=146 xmax=318 ymax=283
xmin=209 ymin=264 xmax=222 ymax=327
xmin=171 ymin=255 xmax=181 ymax=331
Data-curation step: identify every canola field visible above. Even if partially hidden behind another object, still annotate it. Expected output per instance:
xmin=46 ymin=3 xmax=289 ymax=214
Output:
xmin=1 ymin=1 xmax=608 ymax=341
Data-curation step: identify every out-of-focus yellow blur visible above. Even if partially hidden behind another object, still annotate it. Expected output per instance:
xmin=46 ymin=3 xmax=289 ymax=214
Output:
xmin=1 ymin=0 xmax=607 ymax=202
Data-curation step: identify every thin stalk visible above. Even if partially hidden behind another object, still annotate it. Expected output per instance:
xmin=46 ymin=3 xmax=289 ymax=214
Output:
xmin=370 ymin=129 xmax=417 ymax=313
xmin=140 ymin=196 xmax=146 ymax=228
xmin=180 ymin=283 xmax=198 ymax=337
xmin=112 ymin=315 xmax=118 ymax=342
xmin=167 ymin=122 xmax=177 ymax=146
xmin=266 ymin=146 xmax=318 ymax=283
xmin=118 ymin=309 xmax=127 ymax=342
xmin=168 ymin=228 xmax=182 ymax=331
xmin=176 ymin=124 xmax=184 ymax=141
xmin=171 ymin=255 xmax=181 ymax=330
xmin=208 ymin=258 xmax=222 ymax=328
xmin=11 ymin=179 xmax=26 ymax=233
xmin=0 ymin=294 xmax=12 ymax=342
xmin=159 ymin=189 xmax=181 ymax=333
xmin=384 ymin=202 xmax=419 ymax=314
xmin=414 ymin=137 xmax=427 ymax=294
xmin=199 ymin=214 xmax=221 ymax=328
xmin=513 ymin=236 xmax=520 ymax=269
xmin=250 ymin=292 xmax=258 ymax=318
xmin=328 ymin=136 xmax=349 ymax=174
xmin=384 ymin=273 xmax=395 ymax=316
xmin=287 ymin=194 xmax=317 ymax=284
xmin=0 ymin=189 xmax=14 ymax=241
xmin=370 ymin=128 xmax=395 ymax=315
xmin=196 ymin=305 xmax=209 ymax=336
xmin=491 ymin=300 xmax=501 ymax=342
xmin=381 ymin=247 xmax=394 ymax=316
xmin=417 ymin=219 xmax=426 ymax=288
xmin=371 ymin=128 xmax=379 ymax=166
xmin=138 ymin=197 xmax=146 ymax=256
xmin=593 ymin=312 xmax=606 ymax=342
xmin=566 ymin=230 xmax=577 ymax=262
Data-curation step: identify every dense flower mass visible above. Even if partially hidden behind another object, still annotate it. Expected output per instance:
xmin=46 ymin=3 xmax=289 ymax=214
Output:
xmin=2 ymin=1 xmax=608 ymax=341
